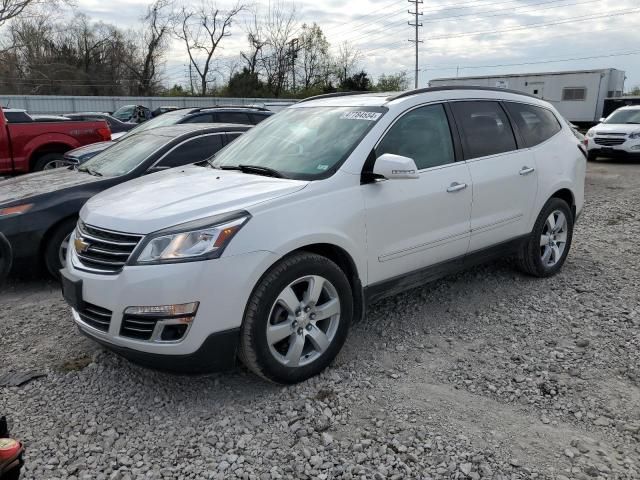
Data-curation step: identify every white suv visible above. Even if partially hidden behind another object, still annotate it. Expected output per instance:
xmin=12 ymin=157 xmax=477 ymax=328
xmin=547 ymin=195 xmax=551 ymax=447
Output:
xmin=585 ymin=105 xmax=640 ymax=160
xmin=62 ymin=87 xmax=586 ymax=384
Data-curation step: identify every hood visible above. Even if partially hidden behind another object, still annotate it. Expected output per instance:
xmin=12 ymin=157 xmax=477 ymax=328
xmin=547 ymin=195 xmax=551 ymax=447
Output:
xmin=82 ymin=165 xmax=309 ymax=234
xmin=66 ymin=141 xmax=114 ymax=161
xmin=593 ymin=123 xmax=640 ymax=135
xmin=0 ymin=168 xmax=101 ymax=205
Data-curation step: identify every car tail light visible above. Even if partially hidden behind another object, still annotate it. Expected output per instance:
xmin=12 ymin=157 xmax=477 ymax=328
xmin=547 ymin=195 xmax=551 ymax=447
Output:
xmin=97 ymin=127 xmax=111 ymax=141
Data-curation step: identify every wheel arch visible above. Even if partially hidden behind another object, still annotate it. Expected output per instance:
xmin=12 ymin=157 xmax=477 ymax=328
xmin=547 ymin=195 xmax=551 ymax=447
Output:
xmin=29 ymin=142 xmax=75 ymax=170
xmin=550 ymin=187 xmax=576 ymax=219
xmin=39 ymin=214 xmax=78 ymax=262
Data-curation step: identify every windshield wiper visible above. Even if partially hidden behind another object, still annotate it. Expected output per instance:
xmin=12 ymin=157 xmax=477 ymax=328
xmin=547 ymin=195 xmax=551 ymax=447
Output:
xmin=218 ymin=164 xmax=284 ymax=178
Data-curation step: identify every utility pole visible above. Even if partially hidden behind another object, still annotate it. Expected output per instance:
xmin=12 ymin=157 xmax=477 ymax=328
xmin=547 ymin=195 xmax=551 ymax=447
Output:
xmin=289 ymin=38 xmax=299 ymax=93
xmin=408 ymin=0 xmax=423 ymax=89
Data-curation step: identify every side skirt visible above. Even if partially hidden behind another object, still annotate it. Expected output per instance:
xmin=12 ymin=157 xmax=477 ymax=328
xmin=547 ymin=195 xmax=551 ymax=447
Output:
xmin=364 ymin=234 xmax=529 ymax=305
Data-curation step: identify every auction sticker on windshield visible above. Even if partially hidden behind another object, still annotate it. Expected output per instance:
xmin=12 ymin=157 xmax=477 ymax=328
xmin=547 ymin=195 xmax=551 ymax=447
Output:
xmin=341 ymin=111 xmax=382 ymax=121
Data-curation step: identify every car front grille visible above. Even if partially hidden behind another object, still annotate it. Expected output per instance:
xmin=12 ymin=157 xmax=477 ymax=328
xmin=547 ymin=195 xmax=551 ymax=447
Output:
xmin=594 ymin=137 xmax=626 ymax=146
xmin=120 ymin=314 xmax=158 ymax=340
xmin=77 ymin=302 xmax=112 ymax=332
xmin=74 ymin=222 xmax=143 ymax=274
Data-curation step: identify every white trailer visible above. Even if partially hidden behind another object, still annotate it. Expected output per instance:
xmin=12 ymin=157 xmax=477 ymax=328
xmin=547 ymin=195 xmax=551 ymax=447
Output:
xmin=428 ymin=68 xmax=626 ymax=126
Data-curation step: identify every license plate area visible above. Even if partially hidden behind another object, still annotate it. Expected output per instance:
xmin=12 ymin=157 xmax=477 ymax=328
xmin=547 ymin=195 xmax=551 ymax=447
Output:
xmin=61 ymin=268 xmax=84 ymax=311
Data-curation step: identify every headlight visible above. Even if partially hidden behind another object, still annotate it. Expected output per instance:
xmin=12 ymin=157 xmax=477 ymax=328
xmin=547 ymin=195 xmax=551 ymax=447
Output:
xmin=0 ymin=204 xmax=33 ymax=217
xmin=629 ymin=131 xmax=640 ymax=139
xmin=131 ymin=211 xmax=250 ymax=265
xmin=586 ymin=130 xmax=595 ymax=138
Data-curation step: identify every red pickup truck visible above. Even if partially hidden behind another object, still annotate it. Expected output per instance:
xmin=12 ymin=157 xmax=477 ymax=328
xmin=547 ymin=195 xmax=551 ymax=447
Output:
xmin=0 ymin=107 xmax=111 ymax=174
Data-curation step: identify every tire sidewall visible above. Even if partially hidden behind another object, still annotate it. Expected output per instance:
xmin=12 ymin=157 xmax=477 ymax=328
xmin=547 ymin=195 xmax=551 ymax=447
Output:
xmin=34 ymin=153 xmax=66 ymax=171
xmin=529 ymin=198 xmax=574 ymax=276
xmin=44 ymin=219 xmax=77 ymax=279
xmin=243 ymin=254 xmax=353 ymax=384
xmin=0 ymin=233 xmax=12 ymax=287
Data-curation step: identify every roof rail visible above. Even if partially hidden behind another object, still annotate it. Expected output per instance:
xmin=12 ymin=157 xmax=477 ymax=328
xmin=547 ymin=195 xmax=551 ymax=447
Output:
xmin=386 ymin=85 xmax=539 ymax=102
xmin=297 ymin=91 xmax=373 ymax=104
xmin=195 ymin=105 xmax=271 ymax=112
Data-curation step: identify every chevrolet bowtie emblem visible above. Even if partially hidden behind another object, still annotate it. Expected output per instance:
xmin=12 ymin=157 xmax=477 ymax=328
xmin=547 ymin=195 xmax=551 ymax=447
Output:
xmin=74 ymin=237 xmax=90 ymax=254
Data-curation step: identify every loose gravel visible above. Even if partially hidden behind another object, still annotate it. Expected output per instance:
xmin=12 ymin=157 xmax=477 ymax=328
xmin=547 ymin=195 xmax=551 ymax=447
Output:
xmin=1 ymin=161 xmax=639 ymax=480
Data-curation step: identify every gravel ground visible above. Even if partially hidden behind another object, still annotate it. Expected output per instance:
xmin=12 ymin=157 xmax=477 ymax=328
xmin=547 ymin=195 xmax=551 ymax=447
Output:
xmin=1 ymin=160 xmax=639 ymax=480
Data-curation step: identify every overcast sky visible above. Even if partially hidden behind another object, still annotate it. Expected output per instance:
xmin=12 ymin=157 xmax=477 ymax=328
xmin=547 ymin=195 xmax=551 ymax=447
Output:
xmin=75 ymin=0 xmax=640 ymax=90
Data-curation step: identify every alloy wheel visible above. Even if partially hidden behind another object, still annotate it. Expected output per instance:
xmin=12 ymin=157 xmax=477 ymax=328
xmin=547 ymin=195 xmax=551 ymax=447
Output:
xmin=540 ymin=210 xmax=568 ymax=267
xmin=267 ymin=275 xmax=341 ymax=368
xmin=43 ymin=160 xmax=68 ymax=170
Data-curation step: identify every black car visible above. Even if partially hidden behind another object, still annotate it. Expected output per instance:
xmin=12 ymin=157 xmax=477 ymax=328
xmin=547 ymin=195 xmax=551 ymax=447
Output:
xmin=112 ymin=105 xmax=152 ymax=123
xmin=64 ymin=113 xmax=137 ymax=134
xmin=152 ymin=106 xmax=180 ymax=117
xmin=63 ymin=106 xmax=275 ymax=165
xmin=0 ymin=123 xmax=250 ymax=278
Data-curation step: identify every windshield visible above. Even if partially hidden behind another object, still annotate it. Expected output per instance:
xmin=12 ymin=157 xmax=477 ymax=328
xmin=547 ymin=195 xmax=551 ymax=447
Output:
xmin=112 ymin=106 xmax=135 ymax=120
xmin=79 ymin=133 xmax=169 ymax=177
xmin=118 ymin=111 xmax=187 ymax=140
xmin=211 ymin=106 xmax=386 ymax=180
xmin=604 ymin=109 xmax=640 ymax=124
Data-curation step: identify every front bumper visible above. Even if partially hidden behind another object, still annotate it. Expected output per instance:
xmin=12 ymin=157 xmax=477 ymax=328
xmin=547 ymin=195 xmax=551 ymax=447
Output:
xmin=587 ymin=137 xmax=640 ymax=158
xmin=65 ymin=241 xmax=277 ymax=372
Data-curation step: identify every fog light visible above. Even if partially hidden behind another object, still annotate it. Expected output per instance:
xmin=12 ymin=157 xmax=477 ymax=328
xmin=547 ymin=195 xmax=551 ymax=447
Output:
xmin=631 ymin=145 xmax=640 ymax=151
xmin=161 ymin=324 xmax=189 ymax=341
xmin=124 ymin=302 xmax=199 ymax=317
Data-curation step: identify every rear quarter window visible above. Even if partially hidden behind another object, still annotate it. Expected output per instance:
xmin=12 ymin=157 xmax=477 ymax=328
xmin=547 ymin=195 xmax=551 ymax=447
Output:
xmin=504 ymin=102 xmax=562 ymax=148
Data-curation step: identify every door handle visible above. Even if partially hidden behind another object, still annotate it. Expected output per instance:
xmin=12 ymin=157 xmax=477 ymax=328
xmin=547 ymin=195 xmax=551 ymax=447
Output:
xmin=447 ymin=182 xmax=467 ymax=193
xmin=519 ymin=166 xmax=535 ymax=175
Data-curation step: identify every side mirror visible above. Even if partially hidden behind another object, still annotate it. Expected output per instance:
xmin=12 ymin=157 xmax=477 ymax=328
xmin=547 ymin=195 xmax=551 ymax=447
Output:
xmin=599 ymin=117 xmax=606 ymax=123
xmin=372 ymin=153 xmax=419 ymax=180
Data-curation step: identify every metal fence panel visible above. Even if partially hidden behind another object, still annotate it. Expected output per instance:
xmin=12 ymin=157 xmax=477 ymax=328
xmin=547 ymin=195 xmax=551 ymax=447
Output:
xmin=0 ymin=95 xmax=296 ymax=114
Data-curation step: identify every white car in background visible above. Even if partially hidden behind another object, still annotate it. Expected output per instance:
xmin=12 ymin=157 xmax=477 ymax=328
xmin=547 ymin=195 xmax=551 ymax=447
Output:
xmin=585 ymin=106 xmax=640 ymax=160
xmin=62 ymin=87 xmax=586 ymax=384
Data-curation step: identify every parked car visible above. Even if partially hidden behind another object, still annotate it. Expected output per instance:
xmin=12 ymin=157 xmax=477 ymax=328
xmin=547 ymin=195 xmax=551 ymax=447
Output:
xmin=60 ymin=87 xmax=586 ymax=383
xmin=64 ymin=113 xmax=137 ymax=134
xmin=63 ymin=106 xmax=275 ymax=164
xmin=0 ymin=106 xmax=111 ymax=174
xmin=0 ymin=123 xmax=250 ymax=278
xmin=112 ymin=105 xmax=152 ymax=123
xmin=585 ymin=105 xmax=640 ymax=160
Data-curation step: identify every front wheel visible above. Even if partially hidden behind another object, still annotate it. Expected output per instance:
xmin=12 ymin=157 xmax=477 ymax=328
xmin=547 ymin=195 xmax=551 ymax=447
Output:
xmin=44 ymin=218 xmax=76 ymax=279
xmin=239 ymin=252 xmax=353 ymax=384
xmin=516 ymin=198 xmax=574 ymax=277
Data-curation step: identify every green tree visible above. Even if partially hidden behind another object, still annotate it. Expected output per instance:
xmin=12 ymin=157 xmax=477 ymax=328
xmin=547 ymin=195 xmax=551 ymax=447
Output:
xmin=226 ymin=67 xmax=266 ymax=97
xmin=375 ymin=71 xmax=409 ymax=92
xmin=339 ymin=70 xmax=371 ymax=91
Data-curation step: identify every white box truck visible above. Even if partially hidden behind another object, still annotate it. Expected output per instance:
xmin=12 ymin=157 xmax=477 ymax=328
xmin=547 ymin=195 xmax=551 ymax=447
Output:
xmin=428 ymin=68 xmax=626 ymax=127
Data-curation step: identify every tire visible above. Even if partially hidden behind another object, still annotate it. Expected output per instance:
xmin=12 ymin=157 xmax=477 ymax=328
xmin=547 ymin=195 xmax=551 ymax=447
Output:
xmin=33 ymin=153 xmax=67 ymax=171
xmin=0 ymin=233 xmax=12 ymax=287
xmin=44 ymin=218 xmax=77 ymax=279
xmin=516 ymin=197 xmax=574 ymax=278
xmin=587 ymin=152 xmax=597 ymax=162
xmin=239 ymin=252 xmax=353 ymax=384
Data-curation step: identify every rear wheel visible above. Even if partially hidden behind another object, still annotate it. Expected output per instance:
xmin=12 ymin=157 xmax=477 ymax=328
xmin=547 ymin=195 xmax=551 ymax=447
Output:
xmin=516 ymin=198 xmax=574 ymax=277
xmin=239 ymin=252 xmax=353 ymax=384
xmin=44 ymin=218 xmax=76 ymax=279
xmin=33 ymin=153 xmax=67 ymax=171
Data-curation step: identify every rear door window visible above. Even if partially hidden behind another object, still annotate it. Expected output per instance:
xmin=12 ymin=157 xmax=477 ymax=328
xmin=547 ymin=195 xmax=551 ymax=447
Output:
xmin=451 ymin=101 xmax=517 ymax=159
xmin=250 ymin=113 xmax=271 ymax=124
xmin=215 ymin=112 xmax=252 ymax=124
xmin=184 ymin=114 xmax=215 ymax=123
xmin=156 ymin=135 xmax=224 ymax=168
xmin=504 ymin=102 xmax=562 ymax=148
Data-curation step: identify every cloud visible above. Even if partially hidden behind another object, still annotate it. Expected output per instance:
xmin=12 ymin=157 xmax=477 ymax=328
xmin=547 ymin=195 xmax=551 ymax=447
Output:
xmin=74 ymin=0 xmax=640 ymax=89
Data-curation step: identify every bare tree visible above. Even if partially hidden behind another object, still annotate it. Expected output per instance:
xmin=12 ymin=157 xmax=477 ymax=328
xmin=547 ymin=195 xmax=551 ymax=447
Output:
xmin=1 ymin=0 xmax=48 ymax=29
xmin=175 ymin=0 xmax=244 ymax=95
xmin=335 ymin=41 xmax=361 ymax=84
xmin=240 ymin=7 xmax=266 ymax=76
xmin=260 ymin=1 xmax=297 ymax=97
xmin=121 ymin=0 xmax=173 ymax=95
xmin=297 ymin=22 xmax=329 ymax=91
